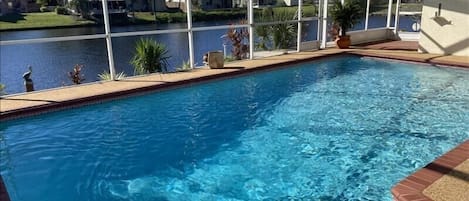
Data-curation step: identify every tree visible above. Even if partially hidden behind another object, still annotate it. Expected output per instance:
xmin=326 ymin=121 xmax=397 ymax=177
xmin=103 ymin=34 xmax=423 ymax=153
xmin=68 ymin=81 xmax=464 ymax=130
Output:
xmin=68 ymin=0 xmax=90 ymax=17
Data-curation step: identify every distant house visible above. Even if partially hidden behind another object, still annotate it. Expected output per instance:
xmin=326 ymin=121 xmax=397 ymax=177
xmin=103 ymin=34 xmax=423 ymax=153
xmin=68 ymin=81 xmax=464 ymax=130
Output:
xmin=232 ymin=0 xmax=246 ymax=7
xmin=86 ymin=0 xmax=128 ymax=15
xmin=0 ymin=0 xmax=39 ymax=15
xmin=194 ymin=0 xmax=232 ymax=10
xmin=233 ymin=0 xmax=273 ymax=8
xmin=126 ymin=0 xmax=167 ymax=12
xmin=233 ymin=0 xmax=297 ymax=8
xmin=0 ymin=0 xmax=10 ymax=15
xmin=253 ymin=0 xmax=276 ymax=7
xmin=65 ymin=0 xmax=167 ymax=14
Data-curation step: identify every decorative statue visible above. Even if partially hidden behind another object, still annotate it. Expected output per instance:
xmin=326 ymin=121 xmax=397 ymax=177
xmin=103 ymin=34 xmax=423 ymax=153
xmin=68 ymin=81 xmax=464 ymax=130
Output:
xmin=22 ymin=65 xmax=32 ymax=82
xmin=23 ymin=65 xmax=34 ymax=92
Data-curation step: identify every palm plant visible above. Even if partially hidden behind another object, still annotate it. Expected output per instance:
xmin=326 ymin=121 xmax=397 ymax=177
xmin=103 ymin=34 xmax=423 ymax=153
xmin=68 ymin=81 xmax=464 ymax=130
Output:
xmin=254 ymin=8 xmax=297 ymax=50
xmin=330 ymin=0 xmax=364 ymax=36
xmin=255 ymin=8 xmax=273 ymax=51
xmin=255 ymin=24 xmax=270 ymax=51
xmin=130 ymin=38 xmax=171 ymax=75
xmin=98 ymin=71 xmax=127 ymax=81
xmin=271 ymin=9 xmax=297 ymax=49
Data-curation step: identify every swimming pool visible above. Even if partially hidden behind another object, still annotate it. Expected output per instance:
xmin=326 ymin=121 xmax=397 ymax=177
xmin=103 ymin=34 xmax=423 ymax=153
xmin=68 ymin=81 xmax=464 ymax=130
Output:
xmin=1 ymin=55 xmax=468 ymax=201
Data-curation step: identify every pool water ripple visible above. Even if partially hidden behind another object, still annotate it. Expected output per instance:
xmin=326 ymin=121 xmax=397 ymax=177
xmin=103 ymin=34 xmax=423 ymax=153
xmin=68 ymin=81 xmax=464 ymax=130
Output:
xmin=1 ymin=56 xmax=469 ymax=201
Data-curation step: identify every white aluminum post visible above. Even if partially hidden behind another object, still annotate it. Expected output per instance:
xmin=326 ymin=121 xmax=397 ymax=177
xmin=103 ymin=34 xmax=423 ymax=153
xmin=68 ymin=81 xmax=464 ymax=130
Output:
xmin=297 ymin=0 xmax=303 ymax=52
xmin=186 ymin=0 xmax=195 ymax=68
xmin=365 ymin=0 xmax=370 ymax=30
xmin=394 ymin=0 xmax=401 ymax=34
xmin=248 ymin=0 xmax=254 ymax=60
xmin=386 ymin=0 xmax=393 ymax=27
xmin=320 ymin=0 xmax=328 ymax=49
xmin=101 ymin=0 xmax=116 ymax=80
xmin=317 ymin=0 xmax=322 ymax=42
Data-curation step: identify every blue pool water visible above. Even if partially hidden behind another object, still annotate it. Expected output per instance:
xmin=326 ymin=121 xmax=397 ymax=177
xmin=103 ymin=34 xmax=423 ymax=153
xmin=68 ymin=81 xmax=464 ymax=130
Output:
xmin=1 ymin=56 xmax=469 ymax=201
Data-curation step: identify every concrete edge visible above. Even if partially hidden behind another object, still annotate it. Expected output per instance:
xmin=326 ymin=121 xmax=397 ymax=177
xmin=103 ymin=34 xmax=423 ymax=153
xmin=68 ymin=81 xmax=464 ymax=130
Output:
xmin=348 ymin=51 xmax=469 ymax=69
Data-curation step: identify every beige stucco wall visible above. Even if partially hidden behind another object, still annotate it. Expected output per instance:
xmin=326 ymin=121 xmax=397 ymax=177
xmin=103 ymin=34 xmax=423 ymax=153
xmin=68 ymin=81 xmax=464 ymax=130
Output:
xmin=349 ymin=28 xmax=394 ymax=45
xmin=418 ymin=0 xmax=469 ymax=56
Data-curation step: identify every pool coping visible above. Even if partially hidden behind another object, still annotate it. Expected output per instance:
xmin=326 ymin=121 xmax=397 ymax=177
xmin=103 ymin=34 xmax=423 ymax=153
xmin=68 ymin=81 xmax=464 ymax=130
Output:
xmin=391 ymin=140 xmax=469 ymax=201
xmin=348 ymin=50 xmax=469 ymax=69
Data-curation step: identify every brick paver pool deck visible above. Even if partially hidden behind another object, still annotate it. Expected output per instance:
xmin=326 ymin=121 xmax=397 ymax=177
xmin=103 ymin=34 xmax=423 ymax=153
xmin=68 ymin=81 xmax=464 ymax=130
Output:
xmin=392 ymin=140 xmax=469 ymax=201
xmin=1 ymin=43 xmax=468 ymax=201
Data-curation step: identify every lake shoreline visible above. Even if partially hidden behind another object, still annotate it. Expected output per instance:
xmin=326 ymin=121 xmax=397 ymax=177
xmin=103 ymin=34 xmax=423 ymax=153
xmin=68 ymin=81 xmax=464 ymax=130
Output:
xmin=1 ymin=6 xmax=316 ymax=32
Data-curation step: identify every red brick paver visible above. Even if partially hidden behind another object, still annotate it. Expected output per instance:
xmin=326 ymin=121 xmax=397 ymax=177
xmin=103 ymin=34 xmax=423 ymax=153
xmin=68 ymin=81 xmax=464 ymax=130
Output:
xmin=392 ymin=140 xmax=469 ymax=201
xmin=356 ymin=40 xmax=419 ymax=51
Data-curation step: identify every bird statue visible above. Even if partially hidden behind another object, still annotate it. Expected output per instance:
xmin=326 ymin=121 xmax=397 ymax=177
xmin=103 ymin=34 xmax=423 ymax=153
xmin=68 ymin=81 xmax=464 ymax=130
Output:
xmin=23 ymin=65 xmax=33 ymax=82
xmin=23 ymin=65 xmax=34 ymax=92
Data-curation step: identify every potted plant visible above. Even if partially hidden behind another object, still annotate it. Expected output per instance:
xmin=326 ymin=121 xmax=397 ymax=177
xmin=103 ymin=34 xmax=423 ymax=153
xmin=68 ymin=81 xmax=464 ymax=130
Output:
xmin=329 ymin=0 xmax=364 ymax=49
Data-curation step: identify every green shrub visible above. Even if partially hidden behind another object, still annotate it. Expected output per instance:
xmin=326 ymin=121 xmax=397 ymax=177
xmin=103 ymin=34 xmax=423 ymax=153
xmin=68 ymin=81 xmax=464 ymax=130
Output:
xmin=98 ymin=71 xmax=126 ymax=80
xmin=176 ymin=60 xmax=192 ymax=72
xmin=271 ymin=9 xmax=297 ymax=49
xmin=192 ymin=10 xmax=246 ymax=22
xmin=276 ymin=0 xmax=287 ymax=7
xmin=130 ymin=38 xmax=171 ymax=75
xmin=155 ymin=12 xmax=186 ymax=23
xmin=330 ymin=0 xmax=364 ymax=36
xmin=0 ymin=83 xmax=6 ymax=95
xmin=55 ymin=6 xmax=68 ymax=15
xmin=254 ymin=8 xmax=297 ymax=50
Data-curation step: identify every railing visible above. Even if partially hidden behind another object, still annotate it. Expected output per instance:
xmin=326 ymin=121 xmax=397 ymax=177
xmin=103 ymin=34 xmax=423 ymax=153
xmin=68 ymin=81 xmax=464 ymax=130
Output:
xmin=0 ymin=0 xmax=399 ymax=94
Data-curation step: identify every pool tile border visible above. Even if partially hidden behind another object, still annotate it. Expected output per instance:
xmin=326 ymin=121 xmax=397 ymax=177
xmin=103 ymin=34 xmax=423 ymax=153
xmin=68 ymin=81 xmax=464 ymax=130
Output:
xmin=391 ymin=140 xmax=469 ymax=201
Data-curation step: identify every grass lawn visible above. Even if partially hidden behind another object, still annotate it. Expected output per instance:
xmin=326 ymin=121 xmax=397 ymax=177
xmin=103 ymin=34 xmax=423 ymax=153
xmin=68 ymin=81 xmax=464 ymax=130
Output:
xmin=0 ymin=12 xmax=95 ymax=31
xmin=132 ymin=5 xmax=317 ymax=23
xmin=0 ymin=6 xmax=317 ymax=30
xmin=371 ymin=3 xmax=423 ymax=15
